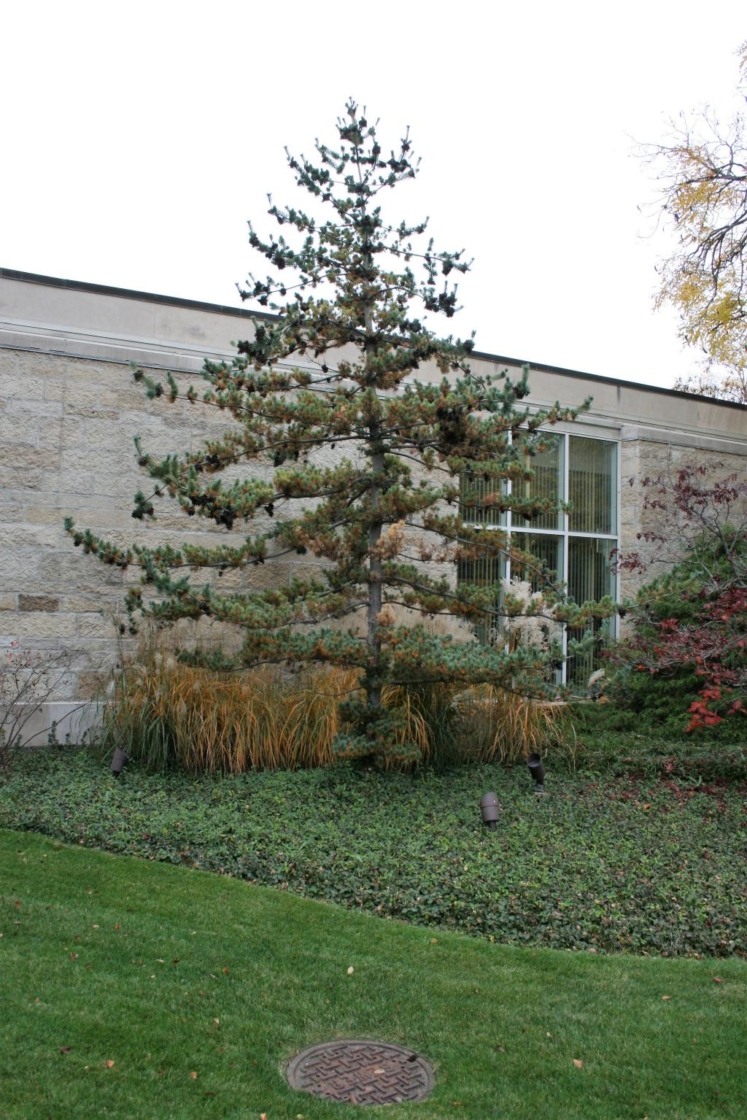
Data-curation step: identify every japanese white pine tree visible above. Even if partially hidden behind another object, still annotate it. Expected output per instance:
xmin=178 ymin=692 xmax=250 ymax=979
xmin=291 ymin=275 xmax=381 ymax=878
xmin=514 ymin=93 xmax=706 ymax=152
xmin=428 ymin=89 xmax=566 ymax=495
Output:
xmin=67 ymin=103 xmax=602 ymax=761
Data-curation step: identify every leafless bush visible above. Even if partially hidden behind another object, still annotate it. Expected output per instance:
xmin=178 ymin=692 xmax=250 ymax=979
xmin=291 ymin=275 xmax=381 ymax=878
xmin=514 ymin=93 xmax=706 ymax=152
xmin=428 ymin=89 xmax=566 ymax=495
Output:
xmin=0 ymin=643 xmax=75 ymax=768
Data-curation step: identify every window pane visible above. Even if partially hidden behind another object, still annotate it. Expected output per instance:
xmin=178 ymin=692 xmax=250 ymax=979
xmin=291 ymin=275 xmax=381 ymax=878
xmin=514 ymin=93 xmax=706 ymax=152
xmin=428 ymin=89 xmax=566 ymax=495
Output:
xmin=568 ymin=437 xmax=616 ymax=534
xmin=568 ymin=536 xmax=614 ymax=603
xmin=514 ymin=437 xmax=563 ymax=530
xmin=510 ymin=533 xmax=562 ymax=594
xmin=459 ymin=472 xmax=505 ymax=526
xmin=567 ymin=536 xmax=615 ymax=686
xmin=457 ymin=548 xmax=505 ymax=645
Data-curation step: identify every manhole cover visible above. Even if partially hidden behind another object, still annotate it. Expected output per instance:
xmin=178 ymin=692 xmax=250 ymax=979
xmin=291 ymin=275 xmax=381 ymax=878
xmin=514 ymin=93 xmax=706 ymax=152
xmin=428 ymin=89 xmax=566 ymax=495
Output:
xmin=286 ymin=1039 xmax=435 ymax=1105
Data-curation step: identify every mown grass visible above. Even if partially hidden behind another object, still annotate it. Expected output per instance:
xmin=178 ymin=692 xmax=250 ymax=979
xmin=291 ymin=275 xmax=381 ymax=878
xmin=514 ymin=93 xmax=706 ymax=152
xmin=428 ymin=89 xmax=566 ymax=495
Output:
xmin=2 ymin=829 xmax=745 ymax=1120
xmin=2 ymin=747 xmax=746 ymax=957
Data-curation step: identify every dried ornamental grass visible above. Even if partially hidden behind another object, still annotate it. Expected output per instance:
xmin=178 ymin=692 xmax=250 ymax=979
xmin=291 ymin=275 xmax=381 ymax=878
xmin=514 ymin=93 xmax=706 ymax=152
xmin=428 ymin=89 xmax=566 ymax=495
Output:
xmin=101 ymin=650 xmax=459 ymax=773
xmin=453 ymin=685 xmax=568 ymax=764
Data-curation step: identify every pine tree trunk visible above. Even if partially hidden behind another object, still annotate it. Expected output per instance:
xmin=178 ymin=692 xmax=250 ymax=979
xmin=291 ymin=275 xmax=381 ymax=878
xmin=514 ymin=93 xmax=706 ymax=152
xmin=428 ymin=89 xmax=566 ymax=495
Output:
xmin=362 ymin=245 xmax=383 ymax=715
xmin=366 ymin=440 xmax=384 ymax=711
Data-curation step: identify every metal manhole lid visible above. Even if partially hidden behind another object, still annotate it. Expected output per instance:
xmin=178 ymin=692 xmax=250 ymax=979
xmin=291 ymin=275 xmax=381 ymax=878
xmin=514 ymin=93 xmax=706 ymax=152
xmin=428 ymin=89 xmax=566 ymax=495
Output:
xmin=286 ymin=1039 xmax=435 ymax=1106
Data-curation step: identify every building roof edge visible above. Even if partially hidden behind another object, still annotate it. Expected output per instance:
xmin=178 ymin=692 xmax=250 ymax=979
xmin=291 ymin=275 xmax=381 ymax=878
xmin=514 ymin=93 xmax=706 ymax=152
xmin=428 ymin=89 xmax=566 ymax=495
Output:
xmin=2 ymin=267 xmax=745 ymax=411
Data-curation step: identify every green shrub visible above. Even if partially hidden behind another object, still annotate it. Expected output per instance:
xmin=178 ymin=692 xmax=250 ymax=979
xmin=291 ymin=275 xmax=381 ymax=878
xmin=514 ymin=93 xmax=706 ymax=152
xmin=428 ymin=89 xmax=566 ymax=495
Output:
xmin=607 ymin=521 xmax=747 ymax=735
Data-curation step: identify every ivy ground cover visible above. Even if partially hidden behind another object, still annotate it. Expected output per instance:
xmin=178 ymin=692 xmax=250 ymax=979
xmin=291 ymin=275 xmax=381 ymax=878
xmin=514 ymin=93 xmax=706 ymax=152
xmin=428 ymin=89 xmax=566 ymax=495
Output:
xmin=1 ymin=748 xmax=746 ymax=958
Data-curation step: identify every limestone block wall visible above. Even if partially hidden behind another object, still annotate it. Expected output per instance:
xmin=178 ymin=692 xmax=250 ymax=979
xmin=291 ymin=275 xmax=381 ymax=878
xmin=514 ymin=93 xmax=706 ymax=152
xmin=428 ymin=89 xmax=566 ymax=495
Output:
xmin=618 ymin=436 xmax=747 ymax=598
xmin=0 ymin=348 xmax=331 ymax=715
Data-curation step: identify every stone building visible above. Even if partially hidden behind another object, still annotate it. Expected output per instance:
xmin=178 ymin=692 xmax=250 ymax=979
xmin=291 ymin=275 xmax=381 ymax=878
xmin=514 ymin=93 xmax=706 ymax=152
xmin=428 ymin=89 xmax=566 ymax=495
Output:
xmin=1 ymin=268 xmax=746 ymax=740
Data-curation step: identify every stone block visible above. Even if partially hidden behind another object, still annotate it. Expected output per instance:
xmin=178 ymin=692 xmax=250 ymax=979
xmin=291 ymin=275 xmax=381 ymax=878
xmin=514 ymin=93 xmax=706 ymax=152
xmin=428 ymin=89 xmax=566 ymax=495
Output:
xmin=11 ymin=400 xmax=62 ymax=419
xmin=43 ymin=470 xmax=95 ymax=495
xmin=14 ymin=613 xmax=76 ymax=638
xmin=0 ymin=445 xmax=58 ymax=468
xmin=0 ymin=593 xmax=17 ymax=611
xmin=0 ymin=372 xmax=46 ymax=401
xmin=100 ymin=387 xmax=151 ymax=410
xmin=24 ymin=506 xmax=67 ymax=525
xmin=210 ymin=568 xmax=243 ymax=590
xmin=1 ymin=525 xmax=62 ymax=549
xmin=76 ymin=613 xmax=117 ymax=639
xmin=76 ymin=670 xmax=111 ymax=700
xmin=92 ymin=473 xmax=142 ymax=500
xmin=38 ymin=417 xmax=85 ymax=450
xmin=59 ymin=383 xmax=101 ymax=409
xmin=0 ymin=549 xmax=42 ymax=586
xmin=14 ymin=352 xmax=61 ymax=376
xmin=40 ymin=552 xmax=124 ymax=589
xmin=60 ymin=447 xmax=125 ymax=475
xmin=63 ymin=402 xmax=119 ymax=419
xmin=42 ymin=379 xmax=66 ymax=402
xmin=19 ymin=594 xmax=60 ymax=612
xmin=0 ymin=468 xmax=42 ymax=495
xmin=61 ymin=594 xmax=111 ymax=612
xmin=0 ymin=415 xmax=38 ymax=445
xmin=81 ymin=420 xmax=134 ymax=453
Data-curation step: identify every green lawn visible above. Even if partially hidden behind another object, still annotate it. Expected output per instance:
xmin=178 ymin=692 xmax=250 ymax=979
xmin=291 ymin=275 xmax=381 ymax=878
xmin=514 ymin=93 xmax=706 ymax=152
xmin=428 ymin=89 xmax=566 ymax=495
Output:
xmin=2 ymin=829 xmax=745 ymax=1119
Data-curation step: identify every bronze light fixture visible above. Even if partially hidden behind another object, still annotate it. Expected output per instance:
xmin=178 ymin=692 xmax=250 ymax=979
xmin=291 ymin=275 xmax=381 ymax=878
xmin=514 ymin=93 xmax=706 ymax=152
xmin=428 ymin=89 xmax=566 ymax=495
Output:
xmin=527 ymin=752 xmax=545 ymax=793
xmin=111 ymin=748 xmax=129 ymax=777
xmin=480 ymin=791 xmax=500 ymax=830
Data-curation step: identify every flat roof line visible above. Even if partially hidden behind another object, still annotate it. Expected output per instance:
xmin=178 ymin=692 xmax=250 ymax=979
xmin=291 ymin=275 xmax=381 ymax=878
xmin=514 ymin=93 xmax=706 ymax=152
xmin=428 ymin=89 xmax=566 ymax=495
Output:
xmin=1 ymin=267 xmax=744 ymax=411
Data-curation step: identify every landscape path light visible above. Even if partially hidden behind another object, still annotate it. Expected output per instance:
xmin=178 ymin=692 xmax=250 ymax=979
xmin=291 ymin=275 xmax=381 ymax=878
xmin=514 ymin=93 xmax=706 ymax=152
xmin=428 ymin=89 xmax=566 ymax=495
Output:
xmin=527 ymin=752 xmax=546 ymax=793
xmin=480 ymin=791 xmax=500 ymax=830
xmin=111 ymin=748 xmax=129 ymax=777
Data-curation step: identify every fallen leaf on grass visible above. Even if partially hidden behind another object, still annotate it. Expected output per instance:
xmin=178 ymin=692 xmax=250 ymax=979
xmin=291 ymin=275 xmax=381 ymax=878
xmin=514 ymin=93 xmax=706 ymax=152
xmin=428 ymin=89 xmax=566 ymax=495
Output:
xmin=60 ymin=1046 xmax=72 ymax=1054
xmin=573 ymin=1059 xmax=584 ymax=1069
xmin=213 ymin=1018 xmax=220 ymax=1025
xmin=347 ymin=966 xmax=355 ymax=975
xmin=105 ymin=1060 xmax=115 ymax=1069
xmin=222 ymin=968 xmax=229 ymax=974
xmin=190 ymin=1071 xmax=198 ymax=1079
xmin=662 ymin=995 xmax=671 ymax=1001
xmin=260 ymin=1113 xmax=268 ymax=1119
xmin=713 ymin=976 xmax=724 ymax=984
xmin=69 ymin=953 xmax=78 ymax=961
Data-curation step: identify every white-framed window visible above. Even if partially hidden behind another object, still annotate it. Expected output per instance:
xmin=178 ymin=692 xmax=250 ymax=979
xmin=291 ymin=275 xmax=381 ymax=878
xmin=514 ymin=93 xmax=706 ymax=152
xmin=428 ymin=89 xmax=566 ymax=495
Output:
xmin=458 ymin=432 xmax=619 ymax=685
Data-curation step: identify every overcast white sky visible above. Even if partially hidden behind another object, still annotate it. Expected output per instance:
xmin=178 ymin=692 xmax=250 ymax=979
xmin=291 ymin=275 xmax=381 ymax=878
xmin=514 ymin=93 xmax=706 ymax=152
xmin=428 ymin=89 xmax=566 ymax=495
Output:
xmin=3 ymin=1 xmax=745 ymax=389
